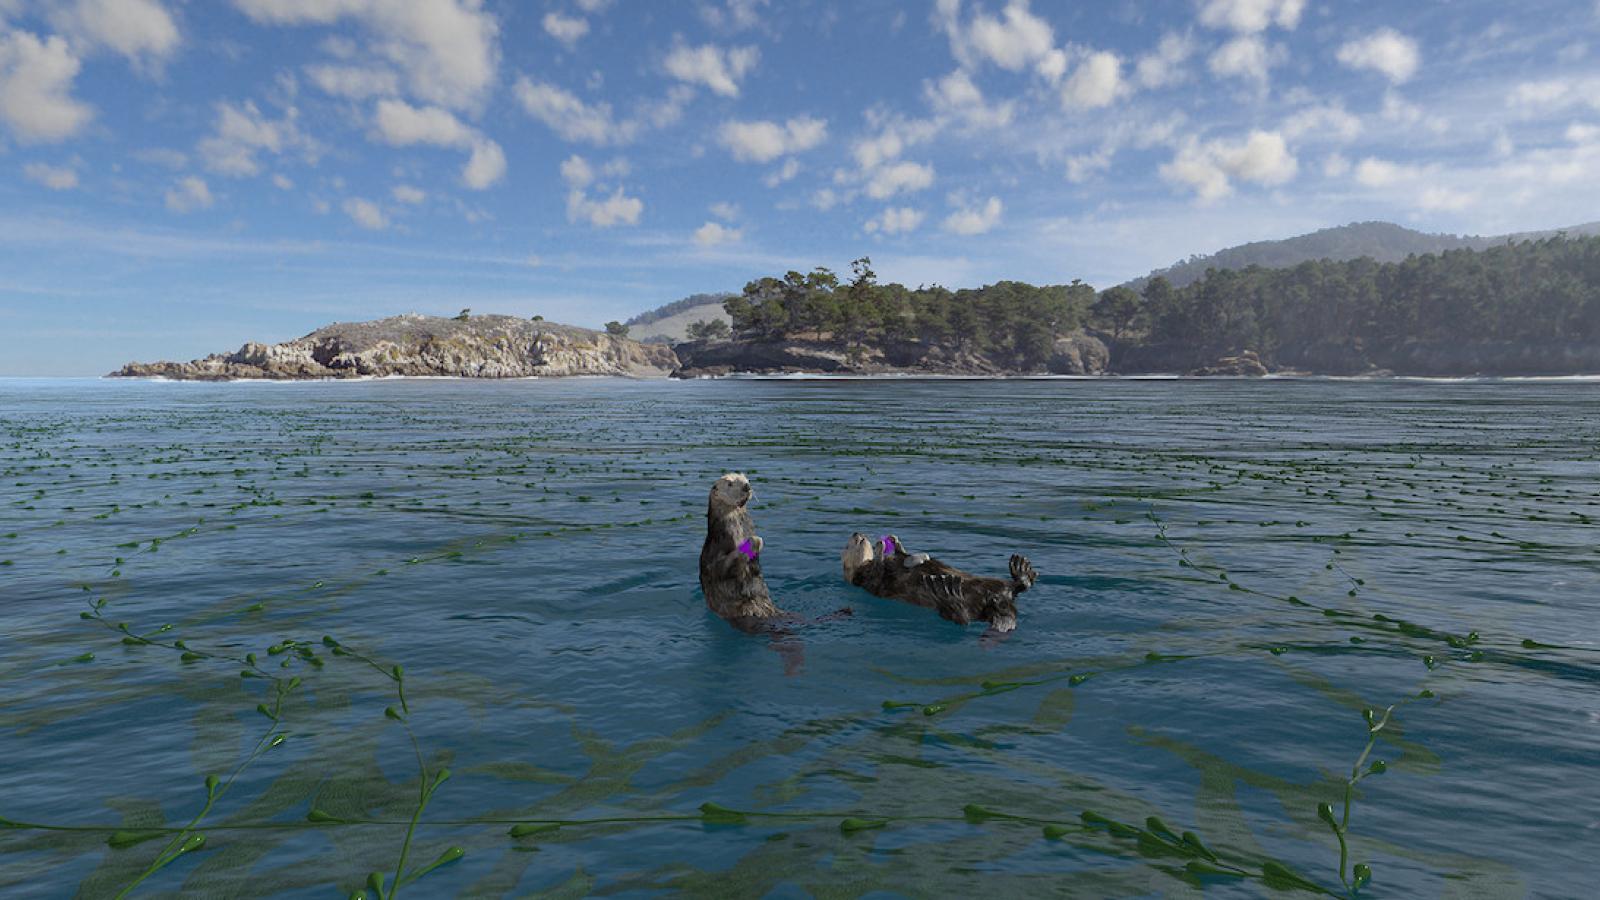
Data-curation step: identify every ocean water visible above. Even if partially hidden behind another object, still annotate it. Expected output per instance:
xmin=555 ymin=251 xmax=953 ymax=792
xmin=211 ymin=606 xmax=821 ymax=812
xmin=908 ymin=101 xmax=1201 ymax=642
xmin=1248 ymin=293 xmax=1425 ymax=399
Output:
xmin=1 ymin=377 xmax=1597 ymax=898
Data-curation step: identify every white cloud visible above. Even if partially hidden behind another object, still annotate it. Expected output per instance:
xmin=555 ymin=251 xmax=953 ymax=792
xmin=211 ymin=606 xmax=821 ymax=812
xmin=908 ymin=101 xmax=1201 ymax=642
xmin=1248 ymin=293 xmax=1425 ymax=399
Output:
xmin=1160 ymin=129 xmax=1297 ymax=201
xmin=1352 ymin=156 xmax=1414 ymax=187
xmin=52 ymin=0 xmax=180 ymax=67
xmin=718 ymin=115 xmax=827 ymax=162
xmin=373 ymin=97 xmax=472 ymax=146
xmin=664 ymin=41 xmax=758 ymax=97
xmin=1336 ymin=28 xmax=1420 ymax=84
xmin=762 ymin=157 xmax=800 ymax=187
xmin=272 ymin=172 xmax=294 ymax=189
xmin=1508 ymin=76 xmax=1600 ymax=114
xmin=1197 ymin=0 xmax=1304 ymax=33
xmin=811 ymin=187 xmax=839 ymax=210
xmin=198 ymin=100 xmax=309 ymax=177
xmin=1208 ymin=35 xmax=1280 ymax=83
xmin=1321 ymin=152 xmax=1350 ymax=177
xmin=542 ymin=11 xmax=588 ymax=47
xmin=865 ymin=160 xmax=935 ymax=199
xmin=1065 ymin=147 xmax=1112 ymax=182
xmin=1417 ymin=186 xmax=1475 ymax=211
xmin=164 ymin=175 xmax=213 ymax=212
xmin=1060 ymin=50 xmax=1127 ymax=110
xmin=0 ymin=29 xmax=93 ymax=142
xmin=462 ymin=139 xmax=503 ymax=188
xmin=306 ymin=63 xmax=398 ymax=99
xmin=938 ymin=0 xmax=1059 ymax=79
xmin=392 ymin=184 xmax=426 ymax=203
xmin=942 ymin=196 xmax=1002 ymax=235
xmin=864 ymin=206 xmax=924 ymax=235
xmin=1281 ymin=103 xmax=1361 ymax=142
xmin=561 ymin=154 xmax=641 ymax=226
xmin=559 ymin=153 xmax=594 ymax=187
xmin=567 ymin=186 xmax=642 ymax=227
xmin=342 ymin=196 xmax=388 ymax=229
xmin=233 ymin=0 xmax=500 ymax=111
xmin=1135 ymin=32 xmax=1194 ymax=89
xmin=1568 ymin=122 xmax=1600 ymax=144
xmin=924 ymin=68 xmax=1014 ymax=128
xmin=514 ymin=77 xmax=636 ymax=145
xmin=699 ymin=0 xmax=766 ymax=31
xmin=694 ymin=220 xmax=742 ymax=246
xmin=371 ymin=98 xmax=502 ymax=189
xmin=23 ymin=161 xmax=77 ymax=189
xmin=709 ymin=201 xmax=739 ymax=220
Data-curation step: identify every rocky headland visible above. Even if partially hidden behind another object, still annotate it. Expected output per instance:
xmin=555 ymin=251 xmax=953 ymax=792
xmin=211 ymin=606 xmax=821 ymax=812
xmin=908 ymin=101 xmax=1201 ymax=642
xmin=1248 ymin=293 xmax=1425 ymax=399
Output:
xmin=111 ymin=314 xmax=680 ymax=381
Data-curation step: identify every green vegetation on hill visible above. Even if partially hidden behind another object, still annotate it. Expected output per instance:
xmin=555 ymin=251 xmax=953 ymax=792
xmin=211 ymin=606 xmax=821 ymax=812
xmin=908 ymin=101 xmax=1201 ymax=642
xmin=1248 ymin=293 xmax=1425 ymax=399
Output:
xmin=1131 ymin=234 xmax=1600 ymax=373
xmin=624 ymin=292 xmax=735 ymax=327
xmin=1129 ymin=220 xmax=1600 ymax=290
xmin=722 ymin=258 xmax=1095 ymax=370
xmin=716 ymin=235 xmax=1600 ymax=375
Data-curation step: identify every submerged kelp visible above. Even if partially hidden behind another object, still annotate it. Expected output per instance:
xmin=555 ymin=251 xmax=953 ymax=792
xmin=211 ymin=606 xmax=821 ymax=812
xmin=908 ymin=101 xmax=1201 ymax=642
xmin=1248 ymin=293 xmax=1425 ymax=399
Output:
xmin=2 ymin=377 xmax=1598 ymax=897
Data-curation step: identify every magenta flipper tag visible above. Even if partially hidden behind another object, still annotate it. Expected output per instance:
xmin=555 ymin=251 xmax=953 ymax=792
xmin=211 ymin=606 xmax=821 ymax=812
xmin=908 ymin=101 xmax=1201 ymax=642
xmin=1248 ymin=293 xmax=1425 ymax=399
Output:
xmin=737 ymin=538 xmax=758 ymax=561
xmin=880 ymin=535 xmax=897 ymax=555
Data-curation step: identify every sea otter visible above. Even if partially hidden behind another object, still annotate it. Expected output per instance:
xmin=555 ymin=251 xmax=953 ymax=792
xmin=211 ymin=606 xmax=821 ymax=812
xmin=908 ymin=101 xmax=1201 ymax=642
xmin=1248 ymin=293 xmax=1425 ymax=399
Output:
xmin=841 ymin=533 xmax=1035 ymax=633
xmin=700 ymin=473 xmax=784 ymax=620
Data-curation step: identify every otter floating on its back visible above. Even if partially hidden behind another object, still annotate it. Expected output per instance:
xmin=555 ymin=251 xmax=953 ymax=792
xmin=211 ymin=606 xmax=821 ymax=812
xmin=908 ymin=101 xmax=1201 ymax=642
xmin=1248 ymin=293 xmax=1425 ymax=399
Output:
xmin=841 ymin=533 xmax=1035 ymax=633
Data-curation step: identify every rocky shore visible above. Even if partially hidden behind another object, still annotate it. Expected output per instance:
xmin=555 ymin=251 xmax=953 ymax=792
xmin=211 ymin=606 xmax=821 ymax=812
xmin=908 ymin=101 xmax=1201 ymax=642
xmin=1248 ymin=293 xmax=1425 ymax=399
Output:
xmin=111 ymin=314 xmax=680 ymax=380
xmin=669 ymin=332 xmax=1111 ymax=378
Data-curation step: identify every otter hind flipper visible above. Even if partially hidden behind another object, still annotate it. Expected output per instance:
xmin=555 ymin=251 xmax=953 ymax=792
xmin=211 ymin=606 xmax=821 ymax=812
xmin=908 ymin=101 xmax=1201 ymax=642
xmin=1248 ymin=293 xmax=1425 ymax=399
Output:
xmin=1009 ymin=555 xmax=1037 ymax=594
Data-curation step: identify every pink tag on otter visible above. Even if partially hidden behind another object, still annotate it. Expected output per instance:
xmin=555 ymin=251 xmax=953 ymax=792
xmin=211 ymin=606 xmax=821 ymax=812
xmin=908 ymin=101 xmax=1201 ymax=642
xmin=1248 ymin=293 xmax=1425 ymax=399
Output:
xmin=737 ymin=538 xmax=758 ymax=560
xmin=881 ymin=536 xmax=897 ymax=555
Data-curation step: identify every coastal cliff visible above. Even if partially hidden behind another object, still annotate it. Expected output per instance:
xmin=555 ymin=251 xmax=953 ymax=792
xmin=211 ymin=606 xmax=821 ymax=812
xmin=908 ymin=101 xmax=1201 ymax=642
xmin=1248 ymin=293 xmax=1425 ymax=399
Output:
xmin=111 ymin=314 xmax=679 ymax=381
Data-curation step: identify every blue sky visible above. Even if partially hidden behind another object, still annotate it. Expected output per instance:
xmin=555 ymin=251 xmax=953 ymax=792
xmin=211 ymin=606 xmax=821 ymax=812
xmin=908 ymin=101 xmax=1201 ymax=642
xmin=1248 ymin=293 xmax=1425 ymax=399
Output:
xmin=2 ymin=0 xmax=1599 ymax=375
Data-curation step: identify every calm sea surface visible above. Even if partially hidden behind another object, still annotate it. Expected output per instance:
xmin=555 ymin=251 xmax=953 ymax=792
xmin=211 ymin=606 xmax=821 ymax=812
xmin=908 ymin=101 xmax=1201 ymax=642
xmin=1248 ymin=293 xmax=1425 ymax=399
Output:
xmin=1 ymin=377 xmax=1598 ymax=898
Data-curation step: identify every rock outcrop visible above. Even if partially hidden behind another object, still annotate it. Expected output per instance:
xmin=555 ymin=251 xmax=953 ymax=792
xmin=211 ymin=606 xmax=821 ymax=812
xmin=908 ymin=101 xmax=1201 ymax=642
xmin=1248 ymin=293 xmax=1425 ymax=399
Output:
xmin=1189 ymin=350 xmax=1269 ymax=377
xmin=670 ymin=331 xmax=1110 ymax=378
xmin=112 ymin=314 xmax=680 ymax=381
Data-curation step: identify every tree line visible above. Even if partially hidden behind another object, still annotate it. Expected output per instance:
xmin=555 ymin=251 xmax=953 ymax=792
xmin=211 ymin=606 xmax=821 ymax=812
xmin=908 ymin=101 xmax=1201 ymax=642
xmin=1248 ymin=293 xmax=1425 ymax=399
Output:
xmin=1133 ymin=234 xmax=1600 ymax=370
xmin=699 ymin=236 xmax=1600 ymax=371
xmin=714 ymin=258 xmax=1096 ymax=369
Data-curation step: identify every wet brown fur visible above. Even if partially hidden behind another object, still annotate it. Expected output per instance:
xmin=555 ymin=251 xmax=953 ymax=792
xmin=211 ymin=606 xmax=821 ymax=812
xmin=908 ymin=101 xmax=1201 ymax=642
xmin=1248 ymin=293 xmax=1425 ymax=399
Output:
xmin=841 ymin=533 xmax=1033 ymax=632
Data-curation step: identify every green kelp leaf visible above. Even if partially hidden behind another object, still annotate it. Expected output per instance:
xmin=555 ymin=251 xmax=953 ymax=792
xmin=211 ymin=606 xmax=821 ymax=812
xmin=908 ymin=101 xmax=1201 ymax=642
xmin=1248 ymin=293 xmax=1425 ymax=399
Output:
xmin=881 ymin=700 xmax=919 ymax=710
xmin=1260 ymin=860 xmax=1324 ymax=892
xmin=921 ymin=703 xmax=947 ymax=716
xmin=962 ymin=804 xmax=1007 ymax=823
xmin=107 ymin=829 xmax=167 ymax=849
xmin=1185 ymin=860 xmax=1243 ymax=879
xmin=839 ymin=817 xmax=888 ymax=833
xmin=1353 ymin=863 xmax=1373 ymax=889
xmin=1180 ymin=831 xmax=1218 ymax=863
xmin=1041 ymin=824 xmax=1073 ymax=840
xmin=401 ymin=847 xmax=464 ymax=886
xmin=699 ymin=802 xmax=747 ymax=825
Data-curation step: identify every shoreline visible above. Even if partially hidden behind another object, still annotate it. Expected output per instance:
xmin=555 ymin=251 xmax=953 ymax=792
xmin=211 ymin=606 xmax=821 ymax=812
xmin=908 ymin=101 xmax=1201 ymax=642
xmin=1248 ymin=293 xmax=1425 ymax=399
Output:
xmin=3 ymin=372 xmax=1595 ymax=384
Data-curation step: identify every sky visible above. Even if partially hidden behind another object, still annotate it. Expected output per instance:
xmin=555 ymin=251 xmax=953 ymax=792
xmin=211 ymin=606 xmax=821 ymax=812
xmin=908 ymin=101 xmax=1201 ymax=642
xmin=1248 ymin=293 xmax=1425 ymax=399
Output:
xmin=2 ymin=0 xmax=1600 ymax=375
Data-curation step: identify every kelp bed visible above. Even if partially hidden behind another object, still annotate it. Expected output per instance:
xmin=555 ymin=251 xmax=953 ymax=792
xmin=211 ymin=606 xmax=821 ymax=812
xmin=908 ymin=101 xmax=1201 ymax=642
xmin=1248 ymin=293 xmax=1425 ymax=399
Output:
xmin=2 ymin=377 xmax=1598 ymax=898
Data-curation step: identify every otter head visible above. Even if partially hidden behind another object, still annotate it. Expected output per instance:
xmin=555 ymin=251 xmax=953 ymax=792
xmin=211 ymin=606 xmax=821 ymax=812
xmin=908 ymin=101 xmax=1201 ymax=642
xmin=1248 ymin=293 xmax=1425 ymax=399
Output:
xmin=709 ymin=472 xmax=753 ymax=514
xmin=842 ymin=532 xmax=874 ymax=582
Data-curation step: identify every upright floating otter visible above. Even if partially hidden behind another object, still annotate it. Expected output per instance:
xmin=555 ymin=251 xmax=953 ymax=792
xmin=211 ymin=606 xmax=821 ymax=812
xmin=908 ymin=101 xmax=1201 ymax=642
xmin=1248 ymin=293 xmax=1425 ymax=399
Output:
xmin=841 ymin=533 xmax=1035 ymax=633
xmin=700 ymin=473 xmax=784 ymax=620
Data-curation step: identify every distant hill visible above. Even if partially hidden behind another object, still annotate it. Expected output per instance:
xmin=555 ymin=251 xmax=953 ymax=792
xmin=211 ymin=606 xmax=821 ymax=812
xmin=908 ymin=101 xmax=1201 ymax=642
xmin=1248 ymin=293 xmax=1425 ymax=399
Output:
xmin=1128 ymin=220 xmax=1600 ymax=290
xmin=625 ymin=292 xmax=733 ymax=343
